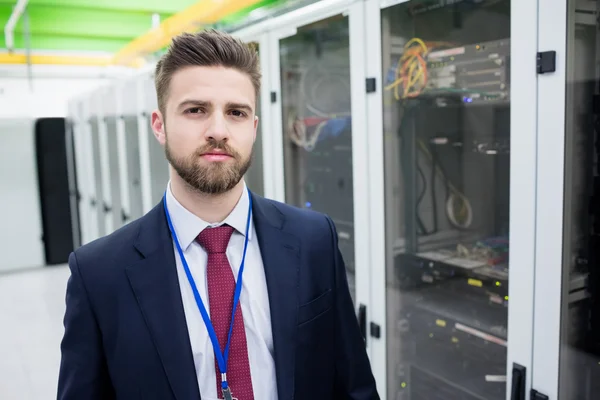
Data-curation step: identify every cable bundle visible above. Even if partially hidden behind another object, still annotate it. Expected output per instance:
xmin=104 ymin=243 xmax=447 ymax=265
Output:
xmin=385 ymin=38 xmax=429 ymax=100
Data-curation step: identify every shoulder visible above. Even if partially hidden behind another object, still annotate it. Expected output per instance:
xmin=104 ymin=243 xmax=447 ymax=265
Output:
xmin=257 ymin=196 xmax=336 ymax=242
xmin=71 ymin=214 xmax=145 ymax=274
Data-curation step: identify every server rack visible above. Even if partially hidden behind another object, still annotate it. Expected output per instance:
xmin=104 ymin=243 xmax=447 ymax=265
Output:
xmin=380 ymin=1 xmax=511 ymax=398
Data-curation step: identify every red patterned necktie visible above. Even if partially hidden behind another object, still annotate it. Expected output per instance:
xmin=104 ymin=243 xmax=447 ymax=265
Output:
xmin=196 ymin=225 xmax=254 ymax=400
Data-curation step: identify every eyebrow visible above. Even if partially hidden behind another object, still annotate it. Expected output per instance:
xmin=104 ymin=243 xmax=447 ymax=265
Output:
xmin=178 ymin=99 xmax=253 ymax=113
xmin=228 ymin=102 xmax=254 ymax=114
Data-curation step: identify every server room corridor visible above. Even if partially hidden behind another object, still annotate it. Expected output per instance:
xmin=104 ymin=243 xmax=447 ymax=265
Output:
xmin=3 ymin=0 xmax=600 ymax=399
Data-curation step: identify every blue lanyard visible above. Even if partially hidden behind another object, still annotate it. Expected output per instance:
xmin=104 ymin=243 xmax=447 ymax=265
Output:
xmin=163 ymin=188 xmax=253 ymax=394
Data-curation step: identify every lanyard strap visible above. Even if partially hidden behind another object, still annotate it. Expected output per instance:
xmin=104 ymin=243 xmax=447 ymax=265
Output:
xmin=163 ymin=188 xmax=253 ymax=391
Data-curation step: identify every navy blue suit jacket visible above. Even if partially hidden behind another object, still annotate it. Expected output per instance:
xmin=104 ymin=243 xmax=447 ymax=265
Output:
xmin=57 ymin=192 xmax=379 ymax=400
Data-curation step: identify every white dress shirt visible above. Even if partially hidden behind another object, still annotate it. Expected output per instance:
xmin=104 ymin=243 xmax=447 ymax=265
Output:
xmin=165 ymin=181 xmax=278 ymax=400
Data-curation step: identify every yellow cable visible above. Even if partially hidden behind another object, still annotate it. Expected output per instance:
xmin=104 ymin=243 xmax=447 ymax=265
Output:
xmin=383 ymin=39 xmax=473 ymax=225
xmin=384 ymin=37 xmax=429 ymax=100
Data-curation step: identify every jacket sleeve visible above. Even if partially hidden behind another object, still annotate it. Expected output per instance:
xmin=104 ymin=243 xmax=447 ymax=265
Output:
xmin=57 ymin=251 xmax=115 ymax=400
xmin=325 ymin=215 xmax=381 ymax=400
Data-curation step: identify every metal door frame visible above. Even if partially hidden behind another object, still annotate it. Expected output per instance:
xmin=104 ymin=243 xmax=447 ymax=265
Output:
xmin=532 ymin=0 xmax=568 ymax=398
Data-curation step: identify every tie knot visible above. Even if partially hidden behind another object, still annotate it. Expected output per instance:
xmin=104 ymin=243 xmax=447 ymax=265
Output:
xmin=196 ymin=225 xmax=234 ymax=254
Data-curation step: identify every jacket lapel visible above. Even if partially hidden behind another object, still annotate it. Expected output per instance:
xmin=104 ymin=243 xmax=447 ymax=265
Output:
xmin=125 ymin=202 xmax=201 ymax=400
xmin=251 ymin=193 xmax=301 ymax=400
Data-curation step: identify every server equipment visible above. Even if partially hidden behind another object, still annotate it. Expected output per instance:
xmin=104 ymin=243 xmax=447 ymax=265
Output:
xmin=280 ymin=17 xmax=356 ymax=297
xmin=382 ymin=0 xmax=511 ymax=398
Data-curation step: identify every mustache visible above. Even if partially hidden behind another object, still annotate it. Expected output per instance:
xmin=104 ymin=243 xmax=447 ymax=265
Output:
xmin=194 ymin=141 xmax=238 ymax=158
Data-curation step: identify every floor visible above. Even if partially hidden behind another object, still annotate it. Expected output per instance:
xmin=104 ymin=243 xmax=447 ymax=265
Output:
xmin=0 ymin=265 xmax=70 ymax=400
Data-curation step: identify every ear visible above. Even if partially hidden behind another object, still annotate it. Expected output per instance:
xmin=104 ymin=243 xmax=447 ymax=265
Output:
xmin=253 ymin=115 xmax=259 ymax=143
xmin=151 ymin=109 xmax=166 ymax=146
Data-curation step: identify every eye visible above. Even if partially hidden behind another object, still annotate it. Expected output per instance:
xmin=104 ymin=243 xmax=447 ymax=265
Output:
xmin=185 ymin=107 xmax=204 ymax=114
xmin=230 ymin=109 xmax=247 ymax=118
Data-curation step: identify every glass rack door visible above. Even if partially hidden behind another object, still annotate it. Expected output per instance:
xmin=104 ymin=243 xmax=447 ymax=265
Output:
xmin=277 ymin=14 xmax=357 ymax=302
xmin=373 ymin=0 xmax=528 ymax=398
xmin=538 ymin=0 xmax=600 ymax=398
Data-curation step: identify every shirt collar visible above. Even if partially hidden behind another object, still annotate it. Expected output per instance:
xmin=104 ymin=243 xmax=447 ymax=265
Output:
xmin=165 ymin=181 xmax=253 ymax=251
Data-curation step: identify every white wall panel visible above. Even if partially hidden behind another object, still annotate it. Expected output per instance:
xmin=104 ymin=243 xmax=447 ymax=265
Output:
xmin=0 ymin=119 xmax=45 ymax=272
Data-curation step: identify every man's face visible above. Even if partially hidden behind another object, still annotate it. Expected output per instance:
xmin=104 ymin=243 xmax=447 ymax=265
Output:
xmin=151 ymin=65 xmax=258 ymax=195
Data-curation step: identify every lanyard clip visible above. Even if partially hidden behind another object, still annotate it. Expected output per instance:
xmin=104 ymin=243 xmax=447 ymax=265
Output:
xmin=222 ymin=386 xmax=236 ymax=400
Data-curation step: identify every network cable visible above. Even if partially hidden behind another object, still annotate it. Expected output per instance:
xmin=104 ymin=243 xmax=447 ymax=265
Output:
xmin=286 ymin=59 xmax=352 ymax=151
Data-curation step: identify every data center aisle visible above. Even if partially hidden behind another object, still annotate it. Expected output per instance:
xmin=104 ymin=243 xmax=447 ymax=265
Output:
xmin=0 ymin=265 xmax=70 ymax=400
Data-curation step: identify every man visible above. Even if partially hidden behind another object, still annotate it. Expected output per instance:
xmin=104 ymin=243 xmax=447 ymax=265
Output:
xmin=57 ymin=29 xmax=379 ymax=400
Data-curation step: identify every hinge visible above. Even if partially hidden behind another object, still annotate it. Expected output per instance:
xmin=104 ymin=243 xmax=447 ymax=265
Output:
xmin=537 ymin=51 xmax=556 ymax=74
xmin=270 ymin=91 xmax=277 ymax=103
xmin=530 ymin=389 xmax=549 ymax=400
xmin=366 ymin=77 xmax=376 ymax=93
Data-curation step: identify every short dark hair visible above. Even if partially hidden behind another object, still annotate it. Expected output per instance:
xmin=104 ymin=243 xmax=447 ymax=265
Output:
xmin=154 ymin=29 xmax=261 ymax=115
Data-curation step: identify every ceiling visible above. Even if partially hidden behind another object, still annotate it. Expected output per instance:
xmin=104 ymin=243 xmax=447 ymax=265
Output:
xmin=0 ymin=0 xmax=278 ymax=55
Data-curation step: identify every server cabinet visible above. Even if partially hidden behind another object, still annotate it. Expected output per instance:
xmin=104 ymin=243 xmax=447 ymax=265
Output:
xmin=140 ymin=71 xmax=170 ymax=207
xmin=79 ymin=96 xmax=100 ymax=243
xmin=87 ymin=93 xmax=107 ymax=238
xmin=278 ymin=16 xmax=357 ymax=295
xmin=532 ymin=0 xmax=600 ymax=398
xmin=268 ymin=0 xmax=371 ymax=345
xmin=35 ymin=118 xmax=76 ymax=265
xmin=365 ymin=0 xmax=539 ymax=398
xmin=120 ymin=76 xmax=145 ymax=222
xmin=95 ymin=88 xmax=116 ymax=234
xmin=114 ymin=80 xmax=132 ymax=226
xmin=66 ymin=99 xmax=84 ymax=247
xmin=102 ymin=85 xmax=124 ymax=232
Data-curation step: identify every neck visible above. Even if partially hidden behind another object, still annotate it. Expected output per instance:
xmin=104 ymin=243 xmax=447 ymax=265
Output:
xmin=169 ymin=172 xmax=245 ymax=224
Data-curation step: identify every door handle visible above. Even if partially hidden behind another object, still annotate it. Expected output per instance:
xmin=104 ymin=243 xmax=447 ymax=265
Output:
xmin=511 ymin=363 xmax=526 ymax=400
xmin=357 ymin=304 xmax=366 ymax=343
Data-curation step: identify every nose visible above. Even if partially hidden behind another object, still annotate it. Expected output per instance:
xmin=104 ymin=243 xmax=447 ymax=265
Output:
xmin=205 ymin=112 xmax=229 ymax=142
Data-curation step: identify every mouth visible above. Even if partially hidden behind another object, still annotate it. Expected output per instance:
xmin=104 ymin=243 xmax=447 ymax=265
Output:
xmin=200 ymin=150 xmax=233 ymax=161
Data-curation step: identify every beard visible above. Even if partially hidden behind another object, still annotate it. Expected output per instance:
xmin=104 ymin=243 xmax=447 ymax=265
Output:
xmin=165 ymin=136 xmax=252 ymax=195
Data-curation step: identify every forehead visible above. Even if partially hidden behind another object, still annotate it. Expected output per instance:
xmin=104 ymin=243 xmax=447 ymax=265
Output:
xmin=167 ymin=65 xmax=255 ymax=109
